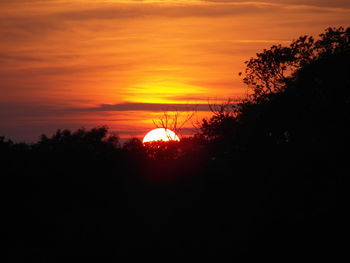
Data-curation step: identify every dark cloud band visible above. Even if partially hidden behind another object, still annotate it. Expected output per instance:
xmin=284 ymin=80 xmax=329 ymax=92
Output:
xmin=79 ymin=102 xmax=212 ymax=112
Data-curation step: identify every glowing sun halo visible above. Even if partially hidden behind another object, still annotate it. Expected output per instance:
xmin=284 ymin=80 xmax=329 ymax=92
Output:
xmin=143 ymin=128 xmax=180 ymax=143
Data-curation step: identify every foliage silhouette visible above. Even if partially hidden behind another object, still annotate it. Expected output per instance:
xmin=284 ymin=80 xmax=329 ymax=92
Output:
xmin=242 ymin=26 xmax=350 ymax=101
xmin=201 ymin=26 xmax=350 ymax=159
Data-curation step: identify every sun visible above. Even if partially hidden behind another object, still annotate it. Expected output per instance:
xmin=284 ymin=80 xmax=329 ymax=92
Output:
xmin=143 ymin=128 xmax=180 ymax=143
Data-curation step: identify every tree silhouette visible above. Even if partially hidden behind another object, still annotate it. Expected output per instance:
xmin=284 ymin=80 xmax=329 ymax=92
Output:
xmin=199 ymin=26 xmax=350 ymax=159
xmin=241 ymin=26 xmax=349 ymax=101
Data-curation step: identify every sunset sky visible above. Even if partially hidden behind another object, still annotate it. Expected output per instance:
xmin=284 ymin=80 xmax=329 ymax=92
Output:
xmin=1 ymin=0 xmax=350 ymax=142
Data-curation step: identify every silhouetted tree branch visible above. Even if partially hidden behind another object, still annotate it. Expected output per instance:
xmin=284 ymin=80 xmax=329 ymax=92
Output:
xmin=152 ymin=109 xmax=195 ymax=139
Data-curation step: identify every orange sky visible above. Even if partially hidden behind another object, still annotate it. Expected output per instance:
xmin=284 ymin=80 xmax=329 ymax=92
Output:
xmin=1 ymin=0 xmax=350 ymax=141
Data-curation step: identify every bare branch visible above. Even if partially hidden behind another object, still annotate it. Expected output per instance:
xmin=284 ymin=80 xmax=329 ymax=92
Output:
xmin=151 ymin=105 xmax=197 ymax=140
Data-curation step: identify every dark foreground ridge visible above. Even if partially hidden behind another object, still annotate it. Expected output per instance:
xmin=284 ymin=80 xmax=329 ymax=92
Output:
xmin=1 ymin=27 xmax=350 ymax=261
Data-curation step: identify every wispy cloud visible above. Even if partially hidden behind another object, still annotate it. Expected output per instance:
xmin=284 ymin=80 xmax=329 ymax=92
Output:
xmin=1 ymin=1 xmax=348 ymax=45
xmin=202 ymin=0 xmax=350 ymax=8
xmin=3 ymin=1 xmax=347 ymax=24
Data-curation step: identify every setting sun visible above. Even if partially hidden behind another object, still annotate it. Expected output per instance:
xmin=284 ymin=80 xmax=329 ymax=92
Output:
xmin=143 ymin=128 xmax=180 ymax=143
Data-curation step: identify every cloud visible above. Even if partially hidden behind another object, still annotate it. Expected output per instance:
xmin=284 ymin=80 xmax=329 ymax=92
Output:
xmin=0 ymin=53 xmax=46 ymax=62
xmin=203 ymin=1 xmax=350 ymax=9
xmin=17 ymin=2 xmax=280 ymax=22
xmin=3 ymin=1 xmax=345 ymax=24
xmin=0 ymin=63 xmax=130 ymax=78
xmin=52 ymin=2 xmax=350 ymax=22
xmin=7 ymin=1 xmax=348 ymax=9
xmin=78 ymin=102 xmax=212 ymax=112
xmin=0 ymin=103 xmax=57 ymax=118
xmin=1 ymin=0 xmax=348 ymax=44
